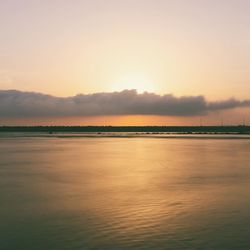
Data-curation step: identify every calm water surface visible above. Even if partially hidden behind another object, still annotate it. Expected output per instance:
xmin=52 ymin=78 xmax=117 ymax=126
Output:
xmin=1 ymin=135 xmax=250 ymax=249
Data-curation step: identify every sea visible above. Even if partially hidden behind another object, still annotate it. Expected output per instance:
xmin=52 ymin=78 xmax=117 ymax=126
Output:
xmin=1 ymin=133 xmax=250 ymax=249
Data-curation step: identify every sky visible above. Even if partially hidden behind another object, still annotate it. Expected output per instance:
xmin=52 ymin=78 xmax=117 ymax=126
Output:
xmin=0 ymin=0 xmax=250 ymax=125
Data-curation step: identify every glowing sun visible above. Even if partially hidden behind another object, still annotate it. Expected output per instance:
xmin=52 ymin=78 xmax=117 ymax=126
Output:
xmin=111 ymin=74 xmax=155 ymax=93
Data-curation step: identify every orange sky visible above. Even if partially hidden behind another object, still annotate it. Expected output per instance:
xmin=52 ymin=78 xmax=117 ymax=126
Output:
xmin=0 ymin=0 xmax=250 ymax=125
xmin=1 ymin=107 xmax=249 ymax=126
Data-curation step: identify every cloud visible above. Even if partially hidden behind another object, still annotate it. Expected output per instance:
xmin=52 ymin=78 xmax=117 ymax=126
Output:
xmin=0 ymin=89 xmax=250 ymax=118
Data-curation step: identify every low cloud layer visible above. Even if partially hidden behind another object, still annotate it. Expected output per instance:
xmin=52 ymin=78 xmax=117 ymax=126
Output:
xmin=0 ymin=89 xmax=250 ymax=118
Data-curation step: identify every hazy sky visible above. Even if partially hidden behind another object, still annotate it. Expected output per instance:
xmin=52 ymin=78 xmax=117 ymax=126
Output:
xmin=0 ymin=0 xmax=250 ymax=124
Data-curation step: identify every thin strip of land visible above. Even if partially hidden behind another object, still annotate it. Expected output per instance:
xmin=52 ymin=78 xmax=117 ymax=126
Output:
xmin=0 ymin=126 xmax=249 ymax=134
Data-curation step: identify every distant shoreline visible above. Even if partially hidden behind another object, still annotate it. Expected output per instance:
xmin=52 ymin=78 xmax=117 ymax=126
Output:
xmin=0 ymin=126 xmax=250 ymax=134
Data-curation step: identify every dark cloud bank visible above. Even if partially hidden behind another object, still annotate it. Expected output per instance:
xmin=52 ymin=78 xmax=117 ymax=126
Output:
xmin=0 ymin=89 xmax=250 ymax=118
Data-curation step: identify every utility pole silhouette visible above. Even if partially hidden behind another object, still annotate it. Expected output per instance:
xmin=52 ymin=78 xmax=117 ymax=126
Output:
xmin=243 ymin=117 xmax=246 ymax=126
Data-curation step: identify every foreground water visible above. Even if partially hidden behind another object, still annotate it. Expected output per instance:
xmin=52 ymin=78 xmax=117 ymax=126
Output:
xmin=1 ymin=135 xmax=250 ymax=249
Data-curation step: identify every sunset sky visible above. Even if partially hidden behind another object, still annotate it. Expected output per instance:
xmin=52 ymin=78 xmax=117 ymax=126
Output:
xmin=0 ymin=0 xmax=250 ymax=125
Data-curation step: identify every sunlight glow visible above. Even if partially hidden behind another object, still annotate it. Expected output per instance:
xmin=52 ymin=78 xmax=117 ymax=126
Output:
xmin=111 ymin=74 xmax=155 ymax=93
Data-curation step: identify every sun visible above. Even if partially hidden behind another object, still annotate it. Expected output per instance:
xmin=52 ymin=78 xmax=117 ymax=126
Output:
xmin=111 ymin=74 xmax=155 ymax=93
